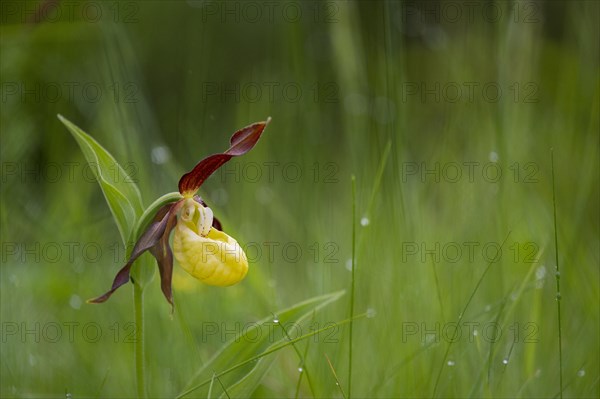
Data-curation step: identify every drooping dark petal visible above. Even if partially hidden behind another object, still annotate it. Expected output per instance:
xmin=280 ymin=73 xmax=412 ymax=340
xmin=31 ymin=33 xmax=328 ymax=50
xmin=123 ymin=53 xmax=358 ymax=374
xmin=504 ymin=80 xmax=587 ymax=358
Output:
xmin=149 ymin=201 xmax=182 ymax=307
xmin=178 ymin=118 xmax=270 ymax=195
xmin=87 ymin=202 xmax=177 ymax=304
xmin=194 ymin=195 xmax=223 ymax=231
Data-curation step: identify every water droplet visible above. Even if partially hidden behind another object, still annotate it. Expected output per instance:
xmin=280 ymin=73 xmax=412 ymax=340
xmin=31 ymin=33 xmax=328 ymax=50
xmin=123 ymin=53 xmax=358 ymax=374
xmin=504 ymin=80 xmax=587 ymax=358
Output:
xmin=209 ymin=188 xmax=229 ymax=206
xmin=556 ymin=293 xmax=561 ymax=301
xmin=69 ymin=295 xmax=82 ymax=310
xmin=256 ymin=186 xmax=273 ymax=205
xmin=360 ymin=217 xmax=370 ymax=226
xmin=345 ymin=259 xmax=353 ymax=271
xmin=298 ymin=367 xmax=303 ymax=373
xmin=447 ymin=360 xmax=455 ymax=366
xmin=366 ymin=308 xmax=377 ymax=318
xmin=9 ymin=274 xmax=19 ymax=287
xmin=489 ymin=151 xmax=499 ymax=162
xmin=473 ymin=330 xmax=478 ymax=337
xmin=335 ymin=382 xmax=340 ymax=386
xmin=577 ymin=369 xmax=585 ymax=377
xmin=555 ymin=271 xmax=561 ymax=277
xmin=151 ymin=145 xmax=171 ymax=164
xmin=344 ymin=93 xmax=368 ymax=116
xmin=502 ymin=358 xmax=509 ymax=365
xmin=535 ymin=265 xmax=547 ymax=280
xmin=273 ymin=316 xmax=279 ymax=323
xmin=372 ymin=96 xmax=396 ymax=125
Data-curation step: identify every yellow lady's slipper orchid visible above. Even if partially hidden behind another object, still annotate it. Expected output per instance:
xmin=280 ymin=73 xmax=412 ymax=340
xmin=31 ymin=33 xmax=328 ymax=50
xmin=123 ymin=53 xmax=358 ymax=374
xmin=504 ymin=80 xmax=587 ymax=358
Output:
xmin=173 ymin=198 xmax=248 ymax=286
xmin=88 ymin=118 xmax=270 ymax=307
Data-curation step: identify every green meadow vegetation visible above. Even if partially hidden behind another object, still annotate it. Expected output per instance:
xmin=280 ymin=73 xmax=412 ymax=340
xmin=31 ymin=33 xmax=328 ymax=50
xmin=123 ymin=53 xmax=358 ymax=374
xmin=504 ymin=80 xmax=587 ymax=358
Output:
xmin=1 ymin=1 xmax=598 ymax=398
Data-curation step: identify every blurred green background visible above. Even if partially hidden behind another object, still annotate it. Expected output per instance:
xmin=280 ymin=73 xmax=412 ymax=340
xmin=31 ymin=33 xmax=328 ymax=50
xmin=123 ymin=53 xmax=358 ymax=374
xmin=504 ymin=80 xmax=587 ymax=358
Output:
xmin=1 ymin=0 xmax=598 ymax=398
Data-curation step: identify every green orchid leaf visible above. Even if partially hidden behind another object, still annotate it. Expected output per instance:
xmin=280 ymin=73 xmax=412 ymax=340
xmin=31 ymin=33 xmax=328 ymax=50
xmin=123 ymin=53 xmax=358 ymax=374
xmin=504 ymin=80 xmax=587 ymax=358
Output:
xmin=179 ymin=290 xmax=345 ymax=398
xmin=58 ymin=114 xmax=144 ymax=244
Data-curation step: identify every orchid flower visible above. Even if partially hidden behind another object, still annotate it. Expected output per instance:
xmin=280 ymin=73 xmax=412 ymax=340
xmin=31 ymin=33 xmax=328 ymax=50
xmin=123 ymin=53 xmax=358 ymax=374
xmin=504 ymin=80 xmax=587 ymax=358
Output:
xmin=88 ymin=118 xmax=270 ymax=306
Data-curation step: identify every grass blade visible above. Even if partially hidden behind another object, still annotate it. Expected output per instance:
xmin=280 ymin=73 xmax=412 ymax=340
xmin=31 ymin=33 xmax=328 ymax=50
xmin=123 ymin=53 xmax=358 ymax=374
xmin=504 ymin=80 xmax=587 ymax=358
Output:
xmin=432 ymin=231 xmax=512 ymax=397
xmin=348 ymin=175 xmax=357 ymax=399
xmin=551 ymin=148 xmax=564 ymax=398
xmin=326 ymin=353 xmax=347 ymax=399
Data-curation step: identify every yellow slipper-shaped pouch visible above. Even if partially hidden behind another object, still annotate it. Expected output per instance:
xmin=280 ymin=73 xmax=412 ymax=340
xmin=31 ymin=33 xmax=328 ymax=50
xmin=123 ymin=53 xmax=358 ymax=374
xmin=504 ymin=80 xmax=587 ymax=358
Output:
xmin=173 ymin=198 xmax=248 ymax=286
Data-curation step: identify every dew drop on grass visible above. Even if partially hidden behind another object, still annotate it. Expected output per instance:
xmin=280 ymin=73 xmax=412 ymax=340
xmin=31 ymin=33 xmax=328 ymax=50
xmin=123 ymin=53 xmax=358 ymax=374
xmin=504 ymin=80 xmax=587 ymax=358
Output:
xmin=360 ymin=216 xmax=370 ymax=226
xmin=209 ymin=188 xmax=229 ymax=206
xmin=447 ymin=360 xmax=455 ymax=367
xmin=298 ymin=367 xmax=303 ymax=373
xmin=345 ymin=259 xmax=353 ymax=271
xmin=473 ymin=329 xmax=478 ymax=337
xmin=256 ymin=186 xmax=273 ymax=205
xmin=536 ymin=265 xmax=547 ymax=279
xmin=273 ymin=316 xmax=279 ymax=323
xmin=577 ymin=369 xmax=585 ymax=377
xmin=502 ymin=358 xmax=509 ymax=365
xmin=366 ymin=308 xmax=377 ymax=318
xmin=69 ymin=294 xmax=82 ymax=310
xmin=489 ymin=151 xmax=499 ymax=162
xmin=9 ymin=274 xmax=19 ymax=287
xmin=151 ymin=145 xmax=171 ymax=164
xmin=556 ymin=292 xmax=561 ymax=301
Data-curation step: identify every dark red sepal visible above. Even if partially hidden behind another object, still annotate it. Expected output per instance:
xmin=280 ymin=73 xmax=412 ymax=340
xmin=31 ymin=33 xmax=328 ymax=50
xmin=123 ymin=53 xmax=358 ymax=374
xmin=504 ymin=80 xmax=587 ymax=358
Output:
xmin=87 ymin=202 xmax=178 ymax=304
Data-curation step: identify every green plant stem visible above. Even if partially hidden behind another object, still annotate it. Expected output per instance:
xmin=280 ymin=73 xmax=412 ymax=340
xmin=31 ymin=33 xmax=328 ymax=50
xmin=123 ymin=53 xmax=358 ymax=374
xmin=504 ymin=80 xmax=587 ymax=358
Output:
xmin=551 ymin=148 xmax=563 ymax=399
xmin=348 ymin=175 xmax=357 ymax=399
xmin=134 ymin=283 xmax=147 ymax=398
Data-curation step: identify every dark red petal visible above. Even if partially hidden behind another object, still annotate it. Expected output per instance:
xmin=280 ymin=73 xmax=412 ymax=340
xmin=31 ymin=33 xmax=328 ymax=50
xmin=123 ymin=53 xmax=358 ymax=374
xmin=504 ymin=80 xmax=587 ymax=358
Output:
xmin=226 ymin=117 xmax=271 ymax=156
xmin=178 ymin=154 xmax=233 ymax=195
xmin=87 ymin=202 xmax=178 ymax=304
xmin=178 ymin=118 xmax=270 ymax=195
xmin=149 ymin=201 xmax=181 ymax=307
xmin=194 ymin=195 xmax=223 ymax=231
